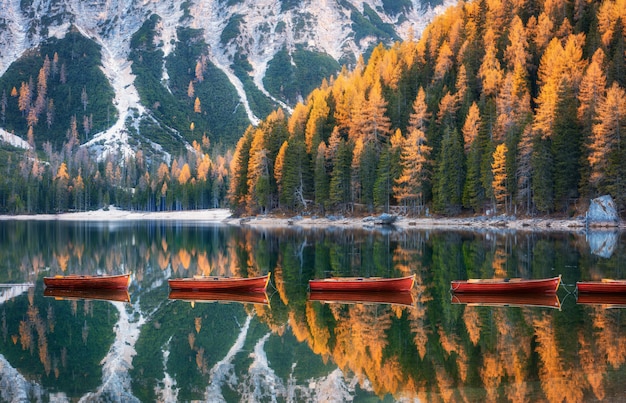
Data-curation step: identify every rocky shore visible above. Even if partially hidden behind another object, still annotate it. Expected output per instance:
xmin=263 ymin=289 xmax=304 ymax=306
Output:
xmin=225 ymin=213 xmax=603 ymax=232
xmin=0 ymin=206 xmax=622 ymax=233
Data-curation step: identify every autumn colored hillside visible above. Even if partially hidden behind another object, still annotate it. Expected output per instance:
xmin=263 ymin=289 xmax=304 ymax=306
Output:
xmin=228 ymin=0 xmax=626 ymax=218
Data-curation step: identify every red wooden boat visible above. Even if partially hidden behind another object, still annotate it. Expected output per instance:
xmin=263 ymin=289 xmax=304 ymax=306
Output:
xmin=168 ymin=273 xmax=270 ymax=292
xmin=308 ymin=290 xmax=415 ymax=306
xmin=168 ymin=290 xmax=269 ymax=305
xmin=450 ymin=275 xmax=561 ymax=294
xmin=308 ymin=274 xmax=415 ymax=292
xmin=451 ymin=292 xmax=561 ymax=309
xmin=44 ymin=273 xmax=131 ymax=290
xmin=576 ymin=293 xmax=626 ymax=307
xmin=44 ymin=287 xmax=130 ymax=303
xmin=576 ymin=279 xmax=626 ymax=294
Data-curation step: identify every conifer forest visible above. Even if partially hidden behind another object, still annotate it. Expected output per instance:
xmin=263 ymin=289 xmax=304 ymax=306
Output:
xmin=1 ymin=0 xmax=625 ymax=218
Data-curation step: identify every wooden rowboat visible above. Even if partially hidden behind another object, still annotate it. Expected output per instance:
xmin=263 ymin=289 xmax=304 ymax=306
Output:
xmin=168 ymin=273 xmax=270 ymax=292
xmin=450 ymin=275 xmax=561 ymax=294
xmin=576 ymin=279 xmax=626 ymax=294
xmin=308 ymin=290 xmax=414 ymax=306
xmin=44 ymin=273 xmax=131 ymax=290
xmin=309 ymin=274 xmax=415 ymax=292
xmin=168 ymin=290 xmax=269 ymax=305
xmin=44 ymin=287 xmax=130 ymax=303
xmin=451 ymin=292 xmax=561 ymax=309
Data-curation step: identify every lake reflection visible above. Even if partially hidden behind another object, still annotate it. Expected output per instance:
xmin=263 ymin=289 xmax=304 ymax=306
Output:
xmin=0 ymin=220 xmax=626 ymax=401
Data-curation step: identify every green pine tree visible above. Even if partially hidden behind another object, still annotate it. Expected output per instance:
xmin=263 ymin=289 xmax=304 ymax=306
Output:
xmin=434 ymin=128 xmax=465 ymax=215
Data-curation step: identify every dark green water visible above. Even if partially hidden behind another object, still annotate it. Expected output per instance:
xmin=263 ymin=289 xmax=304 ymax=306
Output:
xmin=0 ymin=220 xmax=625 ymax=402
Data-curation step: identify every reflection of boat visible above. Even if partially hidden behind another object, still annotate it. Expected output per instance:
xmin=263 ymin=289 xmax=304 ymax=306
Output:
xmin=308 ymin=291 xmax=414 ymax=306
xmin=44 ymin=273 xmax=131 ymax=289
xmin=168 ymin=273 xmax=270 ymax=292
xmin=309 ymin=274 xmax=415 ymax=292
xmin=451 ymin=293 xmax=561 ymax=309
xmin=44 ymin=287 xmax=130 ymax=303
xmin=576 ymin=293 xmax=626 ymax=307
xmin=168 ymin=290 xmax=269 ymax=305
xmin=450 ymin=275 xmax=561 ymax=294
xmin=576 ymin=279 xmax=626 ymax=294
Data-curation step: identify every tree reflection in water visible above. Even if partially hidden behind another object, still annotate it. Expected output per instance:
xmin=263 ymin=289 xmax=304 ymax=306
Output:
xmin=0 ymin=221 xmax=624 ymax=401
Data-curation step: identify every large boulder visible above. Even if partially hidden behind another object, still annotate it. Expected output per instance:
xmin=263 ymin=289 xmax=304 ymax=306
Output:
xmin=587 ymin=195 xmax=619 ymax=226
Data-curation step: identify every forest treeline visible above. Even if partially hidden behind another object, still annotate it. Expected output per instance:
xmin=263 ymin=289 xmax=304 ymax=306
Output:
xmin=228 ymin=0 xmax=626 ymax=218
xmin=1 ymin=0 xmax=625 ymax=217
xmin=0 ymin=28 xmax=233 ymax=214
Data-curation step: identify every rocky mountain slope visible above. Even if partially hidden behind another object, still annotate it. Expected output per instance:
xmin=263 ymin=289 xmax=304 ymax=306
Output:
xmin=0 ymin=0 xmax=451 ymax=161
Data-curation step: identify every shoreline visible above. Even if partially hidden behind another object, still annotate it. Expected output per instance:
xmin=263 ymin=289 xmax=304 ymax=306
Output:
xmin=0 ymin=206 xmax=621 ymax=232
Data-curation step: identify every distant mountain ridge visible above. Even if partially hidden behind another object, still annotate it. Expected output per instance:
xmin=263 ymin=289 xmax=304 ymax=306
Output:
xmin=0 ymin=0 xmax=450 ymax=160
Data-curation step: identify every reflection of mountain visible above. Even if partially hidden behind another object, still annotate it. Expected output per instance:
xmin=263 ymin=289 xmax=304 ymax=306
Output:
xmin=0 ymin=283 xmax=34 ymax=304
xmin=0 ymin=284 xmax=125 ymax=400
xmin=0 ymin=355 xmax=42 ymax=401
xmin=4 ymin=222 xmax=626 ymax=400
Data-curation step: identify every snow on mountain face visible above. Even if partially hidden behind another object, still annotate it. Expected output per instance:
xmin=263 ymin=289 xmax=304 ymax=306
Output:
xmin=0 ymin=0 xmax=451 ymax=159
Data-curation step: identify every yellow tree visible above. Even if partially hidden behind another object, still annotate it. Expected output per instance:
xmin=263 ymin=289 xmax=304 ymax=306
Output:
xmin=394 ymin=127 xmax=431 ymax=214
xmin=491 ymin=143 xmax=508 ymax=213
xmin=18 ymin=81 xmax=31 ymax=115
xmin=187 ymin=81 xmax=194 ymax=98
xmin=505 ymin=15 xmax=530 ymax=70
xmin=178 ymin=163 xmax=192 ymax=185
xmin=578 ymin=49 xmax=607 ymax=125
xmin=462 ymin=102 xmax=481 ymax=153
xmin=304 ymin=89 xmax=330 ymax=153
xmin=588 ymin=83 xmax=626 ymax=195
xmin=533 ymin=37 xmax=577 ymax=140
xmin=478 ymin=30 xmax=503 ymax=97
xmin=363 ymin=81 xmax=392 ymax=146
xmin=194 ymin=97 xmax=201 ymax=113
xmin=196 ymin=154 xmax=211 ymax=182
xmin=246 ymin=128 xmax=271 ymax=213
xmin=274 ymin=141 xmax=288 ymax=197
xmin=433 ymin=40 xmax=454 ymax=82
xmin=195 ymin=59 xmax=205 ymax=82
xmin=409 ymin=87 xmax=430 ymax=132
xmin=533 ymin=12 xmax=554 ymax=52
xmin=578 ymin=49 xmax=607 ymax=195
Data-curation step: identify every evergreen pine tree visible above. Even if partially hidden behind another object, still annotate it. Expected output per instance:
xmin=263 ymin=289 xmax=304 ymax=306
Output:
xmin=531 ymin=135 xmax=554 ymax=212
xmin=314 ymin=142 xmax=330 ymax=212
xmin=434 ymin=128 xmax=465 ymax=215
xmin=329 ymin=140 xmax=353 ymax=211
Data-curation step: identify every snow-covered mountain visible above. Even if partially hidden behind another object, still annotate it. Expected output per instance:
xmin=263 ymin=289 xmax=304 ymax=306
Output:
xmin=0 ymin=0 xmax=452 ymax=160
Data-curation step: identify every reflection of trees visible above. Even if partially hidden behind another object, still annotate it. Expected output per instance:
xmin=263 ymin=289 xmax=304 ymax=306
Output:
xmin=6 ymin=223 xmax=626 ymax=401
xmin=533 ymin=315 xmax=585 ymax=402
xmin=1 ymin=284 xmax=118 ymax=397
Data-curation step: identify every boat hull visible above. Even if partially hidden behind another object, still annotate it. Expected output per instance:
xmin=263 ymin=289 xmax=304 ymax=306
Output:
xmin=169 ymin=290 xmax=269 ymax=305
xmin=43 ymin=274 xmax=131 ymax=290
xmin=451 ymin=292 xmax=561 ymax=309
xmin=450 ymin=275 xmax=561 ymax=294
xmin=576 ymin=280 xmax=626 ymax=294
xmin=308 ymin=290 xmax=414 ymax=306
xmin=308 ymin=274 xmax=415 ymax=292
xmin=168 ymin=274 xmax=270 ymax=292
xmin=44 ymin=287 xmax=130 ymax=302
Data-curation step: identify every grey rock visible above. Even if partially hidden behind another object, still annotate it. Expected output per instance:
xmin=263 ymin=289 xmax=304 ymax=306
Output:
xmin=587 ymin=195 xmax=619 ymax=224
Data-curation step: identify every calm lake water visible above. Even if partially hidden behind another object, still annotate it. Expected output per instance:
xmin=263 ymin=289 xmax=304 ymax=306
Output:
xmin=0 ymin=220 xmax=625 ymax=402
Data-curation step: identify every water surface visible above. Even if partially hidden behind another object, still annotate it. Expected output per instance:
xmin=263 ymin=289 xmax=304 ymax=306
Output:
xmin=0 ymin=220 xmax=625 ymax=402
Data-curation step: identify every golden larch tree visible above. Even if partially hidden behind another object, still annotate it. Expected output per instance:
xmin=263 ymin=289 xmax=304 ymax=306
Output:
xmin=491 ymin=143 xmax=508 ymax=213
